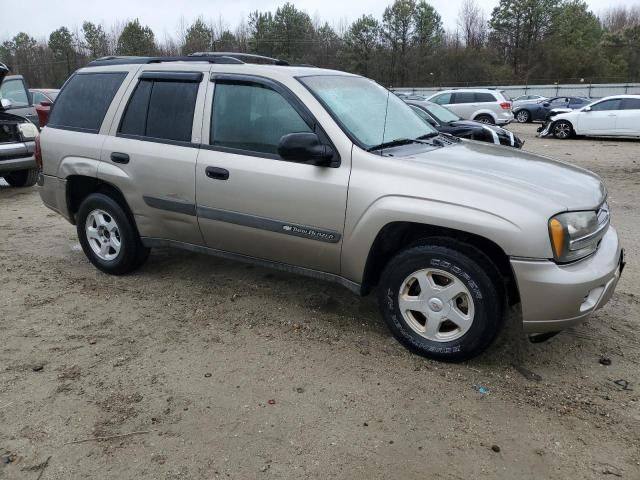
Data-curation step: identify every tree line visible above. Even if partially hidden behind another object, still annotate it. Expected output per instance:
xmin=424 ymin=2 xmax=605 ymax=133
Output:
xmin=1 ymin=0 xmax=639 ymax=89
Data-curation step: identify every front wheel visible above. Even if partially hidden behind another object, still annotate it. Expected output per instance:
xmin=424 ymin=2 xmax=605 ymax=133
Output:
xmin=378 ymin=243 xmax=503 ymax=362
xmin=4 ymin=168 xmax=39 ymax=187
xmin=474 ymin=114 xmax=494 ymax=125
xmin=552 ymin=120 xmax=573 ymax=139
xmin=77 ymin=193 xmax=149 ymax=275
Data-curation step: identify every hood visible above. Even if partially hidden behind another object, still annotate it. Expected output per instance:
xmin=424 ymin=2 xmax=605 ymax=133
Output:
xmin=394 ymin=139 xmax=605 ymax=212
xmin=0 ymin=109 xmax=29 ymax=124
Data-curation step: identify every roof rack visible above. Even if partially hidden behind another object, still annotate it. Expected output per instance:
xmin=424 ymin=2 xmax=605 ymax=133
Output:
xmin=87 ymin=55 xmax=244 ymax=67
xmin=188 ymin=52 xmax=290 ymax=66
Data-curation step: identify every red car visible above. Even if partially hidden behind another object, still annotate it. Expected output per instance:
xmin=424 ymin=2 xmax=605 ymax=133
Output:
xmin=30 ymin=89 xmax=59 ymax=127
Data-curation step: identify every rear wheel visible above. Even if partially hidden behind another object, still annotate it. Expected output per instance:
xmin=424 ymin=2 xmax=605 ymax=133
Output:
xmin=474 ymin=114 xmax=494 ymax=125
xmin=378 ymin=242 xmax=504 ymax=362
xmin=4 ymin=168 xmax=38 ymax=187
xmin=516 ymin=110 xmax=530 ymax=123
xmin=552 ymin=120 xmax=573 ymax=139
xmin=77 ymin=193 xmax=149 ymax=275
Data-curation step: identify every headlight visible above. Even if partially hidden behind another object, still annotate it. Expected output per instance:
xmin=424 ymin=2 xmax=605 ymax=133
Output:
xmin=548 ymin=203 xmax=610 ymax=263
xmin=17 ymin=122 xmax=39 ymax=141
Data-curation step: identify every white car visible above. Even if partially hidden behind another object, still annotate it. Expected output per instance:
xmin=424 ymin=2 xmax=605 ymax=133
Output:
xmin=538 ymin=95 xmax=640 ymax=139
xmin=425 ymin=88 xmax=514 ymax=125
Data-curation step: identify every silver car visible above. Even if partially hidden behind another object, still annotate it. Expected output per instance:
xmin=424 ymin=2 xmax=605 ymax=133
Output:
xmin=38 ymin=55 xmax=624 ymax=362
xmin=425 ymin=88 xmax=514 ymax=125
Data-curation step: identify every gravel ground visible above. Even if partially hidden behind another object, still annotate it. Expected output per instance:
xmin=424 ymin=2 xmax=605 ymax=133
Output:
xmin=1 ymin=123 xmax=639 ymax=479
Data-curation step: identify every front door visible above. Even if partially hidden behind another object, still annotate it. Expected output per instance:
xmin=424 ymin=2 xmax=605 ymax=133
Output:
xmin=578 ymin=98 xmax=621 ymax=135
xmin=195 ymin=75 xmax=350 ymax=274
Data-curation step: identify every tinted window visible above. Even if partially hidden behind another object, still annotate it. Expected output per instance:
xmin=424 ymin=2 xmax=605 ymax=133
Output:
xmin=48 ymin=72 xmax=126 ymax=133
xmin=475 ymin=92 xmax=496 ymax=103
xmin=453 ymin=92 xmax=476 ymax=104
xmin=549 ymin=97 xmax=569 ymax=107
xmin=431 ymin=93 xmax=452 ymax=105
xmin=590 ymin=99 xmax=622 ymax=111
xmin=119 ymin=79 xmax=199 ymax=142
xmin=0 ymin=79 xmax=30 ymax=107
xmin=622 ymin=98 xmax=640 ymax=110
xmin=211 ymin=82 xmax=311 ymax=155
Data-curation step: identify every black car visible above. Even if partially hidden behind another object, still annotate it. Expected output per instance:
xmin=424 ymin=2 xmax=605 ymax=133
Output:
xmin=406 ymin=99 xmax=524 ymax=149
xmin=513 ymin=96 xmax=591 ymax=123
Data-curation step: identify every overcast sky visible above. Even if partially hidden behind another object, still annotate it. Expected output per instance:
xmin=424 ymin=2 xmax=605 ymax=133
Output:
xmin=3 ymin=0 xmax=640 ymax=41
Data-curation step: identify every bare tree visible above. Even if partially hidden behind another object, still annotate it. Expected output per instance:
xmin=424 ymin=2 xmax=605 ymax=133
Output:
xmin=600 ymin=5 xmax=640 ymax=32
xmin=457 ymin=0 xmax=486 ymax=48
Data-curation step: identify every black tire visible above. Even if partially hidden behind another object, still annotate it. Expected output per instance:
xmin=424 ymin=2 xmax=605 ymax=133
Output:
xmin=378 ymin=241 xmax=504 ymax=362
xmin=515 ymin=110 xmax=530 ymax=123
xmin=474 ymin=114 xmax=494 ymax=125
xmin=4 ymin=168 xmax=39 ymax=187
xmin=552 ymin=120 xmax=573 ymax=139
xmin=76 ymin=193 xmax=149 ymax=275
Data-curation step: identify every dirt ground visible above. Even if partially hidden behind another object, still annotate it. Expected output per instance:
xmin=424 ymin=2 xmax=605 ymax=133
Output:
xmin=1 ymin=123 xmax=639 ymax=480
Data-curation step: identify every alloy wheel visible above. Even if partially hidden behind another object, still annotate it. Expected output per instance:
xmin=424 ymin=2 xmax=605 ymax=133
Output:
xmin=85 ymin=209 xmax=122 ymax=261
xmin=398 ymin=268 xmax=476 ymax=342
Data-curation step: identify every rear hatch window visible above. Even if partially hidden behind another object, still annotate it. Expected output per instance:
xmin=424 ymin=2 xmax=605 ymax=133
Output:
xmin=48 ymin=72 xmax=127 ymax=133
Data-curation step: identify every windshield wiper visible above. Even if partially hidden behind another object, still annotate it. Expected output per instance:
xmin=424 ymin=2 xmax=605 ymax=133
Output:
xmin=416 ymin=132 xmax=439 ymax=140
xmin=367 ymin=135 xmax=437 ymax=152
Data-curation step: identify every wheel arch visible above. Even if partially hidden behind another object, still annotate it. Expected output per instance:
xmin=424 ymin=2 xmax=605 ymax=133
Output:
xmin=360 ymin=221 xmax=519 ymax=306
xmin=65 ymin=175 xmax=138 ymax=233
xmin=472 ymin=110 xmax=496 ymax=123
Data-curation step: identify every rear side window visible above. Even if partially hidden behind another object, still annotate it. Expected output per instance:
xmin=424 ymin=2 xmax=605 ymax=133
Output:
xmin=452 ymin=92 xmax=475 ymax=104
xmin=622 ymin=98 xmax=640 ymax=110
xmin=48 ymin=72 xmax=126 ymax=133
xmin=210 ymin=82 xmax=311 ymax=156
xmin=119 ymin=78 xmax=199 ymax=143
xmin=475 ymin=92 xmax=496 ymax=103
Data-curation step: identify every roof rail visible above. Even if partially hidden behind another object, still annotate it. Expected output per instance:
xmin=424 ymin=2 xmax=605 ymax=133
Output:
xmin=86 ymin=55 xmax=244 ymax=67
xmin=189 ymin=52 xmax=289 ymax=66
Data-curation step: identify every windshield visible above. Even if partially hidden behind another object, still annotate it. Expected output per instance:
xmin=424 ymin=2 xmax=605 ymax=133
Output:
xmin=299 ymin=75 xmax=437 ymax=149
xmin=422 ymin=103 xmax=460 ymax=123
xmin=0 ymin=78 xmax=30 ymax=107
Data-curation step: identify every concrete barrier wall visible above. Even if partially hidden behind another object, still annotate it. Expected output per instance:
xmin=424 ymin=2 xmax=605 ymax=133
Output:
xmin=395 ymin=83 xmax=640 ymax=100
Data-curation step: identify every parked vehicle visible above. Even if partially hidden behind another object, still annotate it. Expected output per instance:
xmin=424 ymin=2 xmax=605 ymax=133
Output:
xmin=538 ymin=95 xmax=640 ymax=139
xmin=513 ymin=94 xmax=547 ymax=106
xmin=513 ymin=96 xmax=590 ymax=123
xmin=405 ymin=99 xmax=524 ymax=148
xmin=0 ymin=63 xmax=39 ymax=187
xmin=29 ymin=88 xmax=59 ymax=104
xmin=39 ymin=55 xmax=623 ymax=361
xmin=0 ymin=69 xmax=38 ymax=126
xmin=425 ymin=89 xmax=514 ymax=125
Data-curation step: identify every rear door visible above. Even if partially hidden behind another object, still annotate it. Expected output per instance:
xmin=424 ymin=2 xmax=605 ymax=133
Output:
xmin=450 ymin=91 xmax=476 ymax=119
xmin=99 ymin=68 xmax=207 ymax=246
xmin=577 ymin=98 xmax=621 ymax=135
xmin=618 ymin=98 xmax=640 ymax=135
xmin=194 ymin=74 xmax=350 ymax=274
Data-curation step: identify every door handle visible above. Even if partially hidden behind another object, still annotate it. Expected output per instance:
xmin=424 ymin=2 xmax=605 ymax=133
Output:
xmin=111 ymin=152 xmax=130 ymax=164
xmin=205 ymin=166 xmax=229 ymax=180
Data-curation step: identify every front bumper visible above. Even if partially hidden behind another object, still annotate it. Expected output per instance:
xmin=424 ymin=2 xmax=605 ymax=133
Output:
xmin=511 ymin=227 xmax=624 ymax=333
xmin=0 ymin=141 xmax=36 ymax=173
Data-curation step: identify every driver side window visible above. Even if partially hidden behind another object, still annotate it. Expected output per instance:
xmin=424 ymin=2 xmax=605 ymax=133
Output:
xmin=210 ymin=81 xmax=312 ymax=156
xmin=590 ymin=99 xmax=622 ymax=112
xmin=431 ymin=93 xmax=452 ymax=105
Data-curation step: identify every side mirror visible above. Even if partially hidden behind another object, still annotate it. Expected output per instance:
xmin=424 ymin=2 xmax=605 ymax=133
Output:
xmin=543 ymin=102 xmax=550 ymax=108
xmin=0 ymin=98 xmax=11 ymax=110
xmin=278 ymin=132 xmax=337 ymax=167
xmin=583 ymin=106 xmax=591 ymax=112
